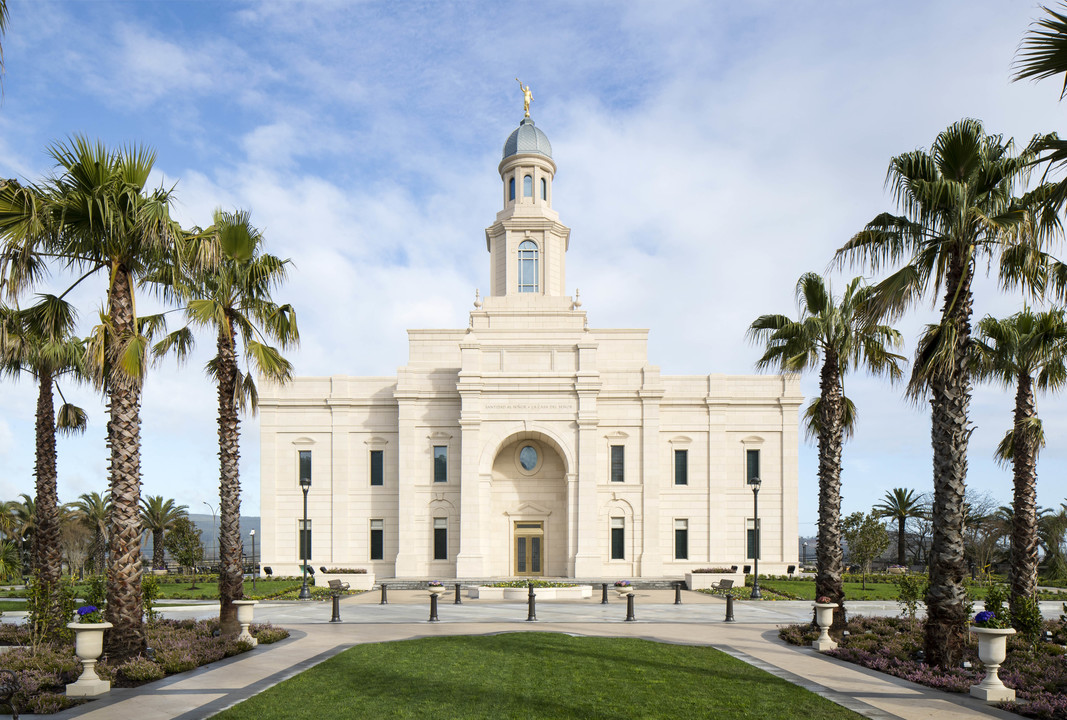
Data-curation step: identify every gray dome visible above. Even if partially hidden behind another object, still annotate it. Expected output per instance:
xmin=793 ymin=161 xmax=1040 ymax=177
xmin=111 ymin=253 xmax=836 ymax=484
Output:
xmin=502 ymin=118 xmax=552 ymax=159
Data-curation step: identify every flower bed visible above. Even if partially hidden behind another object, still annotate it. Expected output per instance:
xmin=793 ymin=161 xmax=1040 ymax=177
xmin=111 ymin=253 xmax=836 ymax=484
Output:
xmin=470 ymin=584 xmax=592 ymax=600
xmin=779 ymin=615 xmax=1067 ymax=719
xmin=0 ymin=619 xmax=289 ymax=714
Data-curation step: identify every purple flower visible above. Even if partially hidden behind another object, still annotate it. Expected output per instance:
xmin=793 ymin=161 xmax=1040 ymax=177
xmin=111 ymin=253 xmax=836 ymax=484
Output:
xmin=974 ymin=611 xmax=994 ymax=624
xmin=76 ymin=605 xmax=97 ymax=616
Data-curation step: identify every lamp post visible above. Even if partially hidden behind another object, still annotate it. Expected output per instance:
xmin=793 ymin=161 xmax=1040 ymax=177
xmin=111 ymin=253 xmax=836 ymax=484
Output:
xmin=202 ymin=501 xmax=218 ymax=568
xmin=803 ymin=541 xmax=808 ymax=566
xmin=298 ymin=476 xmax=311 ymax=599
xmin=250 ymin=529 xmax=256 ymax=592
xmin=748 ymin=476 xmax=762 ymax=599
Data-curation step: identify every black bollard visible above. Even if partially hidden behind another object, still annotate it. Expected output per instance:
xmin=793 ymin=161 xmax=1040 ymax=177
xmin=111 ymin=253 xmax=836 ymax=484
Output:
xmin=330 ymin=594 xmax=342 ymax=623
xmin=380 ymin=583 xmax=388 ymax=605
xmin=625 ymin=592 xmax=636 ymax=621
xmin=429 ymin=592 xmax=439 ymax=622
xmin=526 ymin=581 xmax=537 ymax=621
xmin=674 ymin=581 xmax=682 ymax=605
xmin=601 ymin=583 xmax=609 ymax=604
xmin=454 ymin=583 xmax=463 ymax=604
xmin=725 ymin=593 xmax=735 ymax=622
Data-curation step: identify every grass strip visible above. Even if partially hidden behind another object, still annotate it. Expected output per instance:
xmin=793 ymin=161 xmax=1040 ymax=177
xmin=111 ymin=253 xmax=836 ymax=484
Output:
xmin=215 ymin=632 xmax=864 ymax=720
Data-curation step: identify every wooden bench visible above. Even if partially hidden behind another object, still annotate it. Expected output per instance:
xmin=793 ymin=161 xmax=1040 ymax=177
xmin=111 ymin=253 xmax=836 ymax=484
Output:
xmin=328 ymin=578 xmax=350 ymax=594
xmin=710 ymin=578 xmax=734 ymax=594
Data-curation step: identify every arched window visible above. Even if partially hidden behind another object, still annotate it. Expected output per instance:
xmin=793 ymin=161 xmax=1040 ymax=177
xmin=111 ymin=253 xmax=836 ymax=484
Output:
xmin=541 ymin=177 xmax=547 ymax=200
xmin=518 ymin=240 xmax=539 ymax=293
xmin=523 ymin=174 xmax=533 ymax=197
xmin=509 ymin=177 xmax=515 ymax=201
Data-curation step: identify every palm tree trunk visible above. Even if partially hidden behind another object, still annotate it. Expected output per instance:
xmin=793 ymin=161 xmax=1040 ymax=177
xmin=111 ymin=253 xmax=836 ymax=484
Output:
xmin=1009 ymin=372 xmax=1039 ymax=615
xmin=924 ymin=257 xmax=972 ymax=669
xmin=814 ymin=353 xmax=846 ymax=630
xmin=33 ymin=369 xmax=64 ymax=640
xmin=897 ymin=516 xmax=907 ymax=567
xmin=104 ymin=264 xmax=146 ymax=659
xmin=153 ymin=529 xmax=165 ymax=570
xmin=217 ymin=321 xmax=244 ymax=635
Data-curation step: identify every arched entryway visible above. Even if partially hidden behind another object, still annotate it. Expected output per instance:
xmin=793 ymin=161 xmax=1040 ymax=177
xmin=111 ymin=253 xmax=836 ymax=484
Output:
xmin=488 ymin=432 xmax=568 ymax=577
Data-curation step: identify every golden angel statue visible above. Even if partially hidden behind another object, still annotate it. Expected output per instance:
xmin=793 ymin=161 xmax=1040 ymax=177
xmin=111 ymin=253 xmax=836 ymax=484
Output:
xmin=516 ymin=78 xmax=533 ymax=117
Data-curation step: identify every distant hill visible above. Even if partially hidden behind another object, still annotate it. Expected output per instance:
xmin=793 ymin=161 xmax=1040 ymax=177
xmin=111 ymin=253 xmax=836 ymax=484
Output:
xmin=143 ymin=514 xmax=261 ymax=564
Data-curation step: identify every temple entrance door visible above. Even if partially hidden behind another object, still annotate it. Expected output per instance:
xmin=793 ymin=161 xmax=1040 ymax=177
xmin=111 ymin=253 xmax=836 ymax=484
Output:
xmin=514 ymin=521 xmax=544 ymax=576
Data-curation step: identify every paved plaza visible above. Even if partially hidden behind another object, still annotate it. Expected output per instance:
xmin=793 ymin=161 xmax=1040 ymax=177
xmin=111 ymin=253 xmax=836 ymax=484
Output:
xmin=34 ymin=588 xmax=1046 ymax=720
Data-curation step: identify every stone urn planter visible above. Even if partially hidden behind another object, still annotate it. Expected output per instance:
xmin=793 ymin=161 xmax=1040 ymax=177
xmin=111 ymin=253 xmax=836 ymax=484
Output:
xmin=812 ymin=603 xmax=838 ymax=652
xmin=233 ymin=600 xmax=259 ymax=647
xmin=615 ymin=585 xmax=634 ymax=597
xmin=66 ymin=622 xmax=113 ymax=697
xmin=428 ymin=584 xmax=447 ymax=596
xmin=969 ymin=627 xmax=1016 ymax=702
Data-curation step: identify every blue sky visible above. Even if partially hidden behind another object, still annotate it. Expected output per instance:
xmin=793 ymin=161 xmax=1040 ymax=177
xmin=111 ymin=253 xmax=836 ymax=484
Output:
xmin=1 ymin=1 xmax=1065 ymax=539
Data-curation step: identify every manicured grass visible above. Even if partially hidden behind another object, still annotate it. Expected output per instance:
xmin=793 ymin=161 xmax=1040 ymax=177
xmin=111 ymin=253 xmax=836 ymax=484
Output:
xmin=215 ymin=633 xmax=864 ymax=720
xmin=758 ymin=579 xmax=906 ymax=601
xmin=0 ymin=600 xmax=26 ymax=612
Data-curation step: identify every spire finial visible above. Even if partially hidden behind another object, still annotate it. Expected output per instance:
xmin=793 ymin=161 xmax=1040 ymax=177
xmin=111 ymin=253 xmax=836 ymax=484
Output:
xmin=516 ymin=78 xmax=533 ymax=118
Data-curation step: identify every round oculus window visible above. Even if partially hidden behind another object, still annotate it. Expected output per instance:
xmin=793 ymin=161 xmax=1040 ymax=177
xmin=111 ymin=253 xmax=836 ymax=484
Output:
xmin=519 ymin=445 xmax=538 ymax=472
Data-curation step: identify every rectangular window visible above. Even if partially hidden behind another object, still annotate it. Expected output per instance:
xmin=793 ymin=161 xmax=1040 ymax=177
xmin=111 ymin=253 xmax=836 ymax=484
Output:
xmin=674 ymin=449 xmax=688 ymax=485
xmin=746 ymin=518 xmax=761 ymax=560
xmin=370 ymin=450 xmax=384 ymax=486
xmin=298 ymin=519 xmax=312 ymax=561
xmin=433 ymin=446 xmax=448 ymax=483
xmin=370 ymin=519 xmax=384 ymax=560
xmin=746 ymin=448 xmax=760 ymax=483
xmin=298 ymin=450 xmax=312 ymax=484
xmin=675 ymin=519 xmax=689 ymax=560
xmin=610 ymin=445 xmax=624 ymax=483
xmin=433 ymin=517 xmax=448 ymax=560
xmin=611 ymin=517 xmax=625 ymax=560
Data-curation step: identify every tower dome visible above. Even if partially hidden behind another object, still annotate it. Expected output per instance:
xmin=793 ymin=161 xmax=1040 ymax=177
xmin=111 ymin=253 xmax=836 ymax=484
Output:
xmin=502 ymin=118 xmax=552 ymax=159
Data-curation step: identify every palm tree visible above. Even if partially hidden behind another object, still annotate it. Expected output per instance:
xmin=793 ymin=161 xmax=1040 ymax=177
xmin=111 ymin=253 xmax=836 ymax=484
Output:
xmin=0 ymin=295 xmax=87 ymax=638
xmin=834 ymin=119 xmax=1056 ymax=667
xmin=139 ymin=496 xmax=188 ymax=571
xmin=0 ymin=137 xmax=188 ymax=659
xmin=873 ymin=488 xmax=924 ymax=567
xmin=1039 ymin=503 xmax=1067 ymax=579
xmin=154 ymin=209 xmax=297 ymax=635
xmin=72 ymin=492 xmax=110 ymax=575
xmin=973 ymin=307 xmax=1067 ymax=615
xmin=749 ymin=272 xmax=904 ymax=629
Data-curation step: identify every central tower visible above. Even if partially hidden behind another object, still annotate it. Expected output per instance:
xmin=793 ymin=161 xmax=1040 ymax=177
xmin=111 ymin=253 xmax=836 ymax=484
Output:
xmin=485 ymin=117 xmax=571 ymax=298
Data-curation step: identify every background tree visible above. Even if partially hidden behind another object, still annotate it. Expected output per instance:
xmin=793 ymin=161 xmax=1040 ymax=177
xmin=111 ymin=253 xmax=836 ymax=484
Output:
xmin=139 ymin=495 xmax=187 ymax=570
xmin=164 ymin=516 xmax=204 ymax=588
xmin=72 ymin=492 xmax=109 ymax=574
xmin=1039 ymin=503 xmax=1067 ymax=580
xmin=973 ymin=307 xmax=1067 ymax=615
xmin=835 ymin=119 xmax=1055 ymax=667
xmin=0 ymin=137 xmax=190 ymax=659
xmin=874 ymin=488 xmax=923 ymax=566
xmin=842 ymin=511 xmax=891 ymax=589
xmin=154 ymin=209 xmax=297 ymax=635
xmin=1 ymin=295 xmax=87 ymax=637
xmin=749 ymin=272 xmax=903 ymax=629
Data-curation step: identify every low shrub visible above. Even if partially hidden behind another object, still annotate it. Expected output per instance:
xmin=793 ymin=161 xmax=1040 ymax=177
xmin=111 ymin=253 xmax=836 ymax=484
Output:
xmin=324 ymin=568 xmax=367 ymax=574
xmin=116 ymin=656 xmax=165 ymax=683
xmin=691 ymin=568 xmax=735 ymax=573
xmin=251 ymin=623 xmax=290 ymax=644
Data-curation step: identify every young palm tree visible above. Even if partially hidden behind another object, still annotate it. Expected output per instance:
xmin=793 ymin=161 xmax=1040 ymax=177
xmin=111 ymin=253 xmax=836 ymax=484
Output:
xmin=72 ymin=492 xmax=110 ymax=574
xmin=973 ymin=307 xmax=1067 ymax=615
xmin=749 ymin=272 xmax=903 ymax=628
xmin=873 ymin=488 xmax=924 ymax=567
xmin=139 ymin=495 xmax=188 ymax=571
xmin=154 ymin=209 xmax=297 ymax=635
xmin=0 ymin=137 xmax=189 ymax=658
xmin=1039 ymin=503 xmax=1067 ymax=580
xmin=835 ymin=119 xmax=1057 ymax=667
xmin=0 ymin=295 xmax=87 ymax=638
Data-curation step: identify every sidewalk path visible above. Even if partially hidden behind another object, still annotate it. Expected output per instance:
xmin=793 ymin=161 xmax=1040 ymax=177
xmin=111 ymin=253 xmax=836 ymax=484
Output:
xmin=42 ymin=590 xmax=1026 ymax=720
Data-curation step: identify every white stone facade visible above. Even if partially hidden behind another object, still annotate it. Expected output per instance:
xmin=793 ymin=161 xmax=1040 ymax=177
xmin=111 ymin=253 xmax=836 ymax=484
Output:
xmin=259 ymin=116 xmax=802 ymax=579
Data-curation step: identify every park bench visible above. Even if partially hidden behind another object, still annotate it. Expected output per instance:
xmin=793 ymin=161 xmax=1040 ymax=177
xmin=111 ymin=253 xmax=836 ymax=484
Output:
xmin=710 ymin=578 xmax=733 ymax=594
xmin=0 ymin=668 xmax=19 ymax=718
xmin=328 ymin=578 xmax=350 ymax=594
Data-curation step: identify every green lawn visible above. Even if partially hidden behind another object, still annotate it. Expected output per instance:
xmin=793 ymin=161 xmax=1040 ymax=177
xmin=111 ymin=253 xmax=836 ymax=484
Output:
xmin=214 ymin=633 xmax=864 ymax=720
xmin=755 ymin=578 xmax=1064 ymax=601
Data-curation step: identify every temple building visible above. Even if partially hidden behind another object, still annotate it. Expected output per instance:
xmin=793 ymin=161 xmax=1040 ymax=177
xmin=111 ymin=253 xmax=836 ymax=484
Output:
xmin=258 ymin=108 xmax=802 ymax=579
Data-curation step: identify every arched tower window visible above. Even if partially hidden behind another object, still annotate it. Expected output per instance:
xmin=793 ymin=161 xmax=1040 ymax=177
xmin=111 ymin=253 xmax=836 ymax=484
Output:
xmin=523 ymin=175 xmax=533 ymax=197
xmin=509 ymin=177 xmax=515 ymax=201
xmin=518 ymin=240 xmax=539 ymax=293
xmin=541 ymin=177 xmax=547 ymax=200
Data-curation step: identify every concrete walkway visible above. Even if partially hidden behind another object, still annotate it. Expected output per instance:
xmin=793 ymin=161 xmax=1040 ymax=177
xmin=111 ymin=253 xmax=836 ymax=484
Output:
xmin=39 ymin=589 xmax=1029 ymax=720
